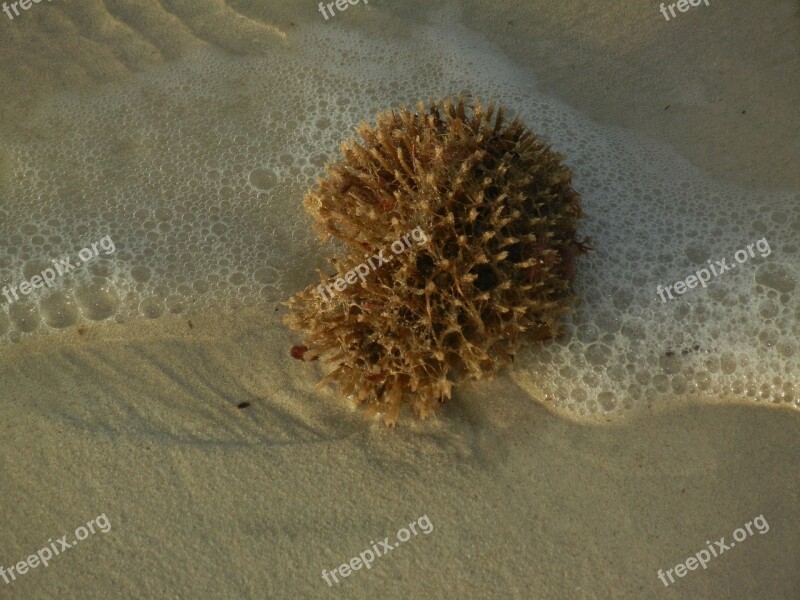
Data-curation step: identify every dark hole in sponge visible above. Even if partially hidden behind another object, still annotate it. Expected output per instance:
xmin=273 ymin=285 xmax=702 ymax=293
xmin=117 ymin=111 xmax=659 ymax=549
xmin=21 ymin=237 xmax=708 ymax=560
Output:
xmin=471 ymin=264 xmax=497 ymax=291
xmin=506 ymin=242 xmax=523 ymax=262
xmin=442 ymin=240 xmax=460 ymax=260
xmin=443 ymin=331 xmax=461 ymax=350
xmin=484 ymin=185 xmax=501 ymax=200
xmin=415 ymin=251 xmax=435 ymax=278
xmin=367 ymin=342 xmax=383 ymax=364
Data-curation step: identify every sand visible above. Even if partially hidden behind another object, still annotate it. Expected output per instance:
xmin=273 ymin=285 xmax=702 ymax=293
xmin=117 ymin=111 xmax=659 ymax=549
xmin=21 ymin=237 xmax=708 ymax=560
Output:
xmin=0 ymin=1 xmax=798 ymax=599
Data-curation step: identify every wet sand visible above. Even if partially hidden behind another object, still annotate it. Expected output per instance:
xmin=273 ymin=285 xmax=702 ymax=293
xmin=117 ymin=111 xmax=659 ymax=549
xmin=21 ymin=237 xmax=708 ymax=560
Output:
xmin=2 ymin=308 xmax=798 ymax=598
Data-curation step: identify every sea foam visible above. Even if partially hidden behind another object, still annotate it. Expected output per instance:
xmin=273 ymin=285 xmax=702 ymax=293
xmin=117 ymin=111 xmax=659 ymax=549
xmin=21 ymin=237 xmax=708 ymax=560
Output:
xmin=0 ymin=10 xmax=795 ymax=417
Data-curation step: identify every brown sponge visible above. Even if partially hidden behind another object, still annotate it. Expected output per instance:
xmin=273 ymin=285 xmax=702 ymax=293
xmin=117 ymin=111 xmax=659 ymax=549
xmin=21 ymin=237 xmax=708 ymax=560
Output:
xmin=284 ymin=97 xmax=588 ymax=425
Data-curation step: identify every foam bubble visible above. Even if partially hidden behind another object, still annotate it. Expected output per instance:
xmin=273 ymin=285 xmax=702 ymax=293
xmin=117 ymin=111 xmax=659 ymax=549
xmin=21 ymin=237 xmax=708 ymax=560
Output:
xmin=40 ymin=292 xmax=79 ymax=329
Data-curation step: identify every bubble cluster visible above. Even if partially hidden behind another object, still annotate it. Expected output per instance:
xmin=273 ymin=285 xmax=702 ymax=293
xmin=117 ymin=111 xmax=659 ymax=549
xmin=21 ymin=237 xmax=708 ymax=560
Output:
xmin=0 ymin=13 xmax=796 ymax=416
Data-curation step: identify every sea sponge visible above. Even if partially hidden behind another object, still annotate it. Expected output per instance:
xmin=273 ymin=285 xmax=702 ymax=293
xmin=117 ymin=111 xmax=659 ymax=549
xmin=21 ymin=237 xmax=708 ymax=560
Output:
xmin=284 ymin=97 xmax=588 ymax=425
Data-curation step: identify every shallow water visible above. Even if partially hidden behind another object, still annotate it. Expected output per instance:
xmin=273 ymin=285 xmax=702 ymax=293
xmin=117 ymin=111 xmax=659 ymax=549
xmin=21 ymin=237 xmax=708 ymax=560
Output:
xmin=1 ymin=6 xmax=796 ymax=418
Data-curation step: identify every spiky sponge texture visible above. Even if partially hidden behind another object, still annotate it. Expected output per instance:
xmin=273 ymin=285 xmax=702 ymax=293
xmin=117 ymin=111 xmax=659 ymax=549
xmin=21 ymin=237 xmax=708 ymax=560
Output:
xmin=284 ymin=98 xmax=587 ymax=425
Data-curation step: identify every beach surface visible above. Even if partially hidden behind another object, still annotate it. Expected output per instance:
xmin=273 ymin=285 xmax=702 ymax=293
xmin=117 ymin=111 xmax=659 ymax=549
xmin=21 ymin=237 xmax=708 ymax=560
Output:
xmin=0 ymin=2 xmax=798 ymax=598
